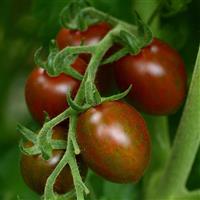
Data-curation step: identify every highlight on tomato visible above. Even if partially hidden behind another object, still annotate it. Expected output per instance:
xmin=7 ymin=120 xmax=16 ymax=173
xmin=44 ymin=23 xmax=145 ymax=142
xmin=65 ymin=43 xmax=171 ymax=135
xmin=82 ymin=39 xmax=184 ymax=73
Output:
xmin=76 ymin=101 xmax=151 ymax=183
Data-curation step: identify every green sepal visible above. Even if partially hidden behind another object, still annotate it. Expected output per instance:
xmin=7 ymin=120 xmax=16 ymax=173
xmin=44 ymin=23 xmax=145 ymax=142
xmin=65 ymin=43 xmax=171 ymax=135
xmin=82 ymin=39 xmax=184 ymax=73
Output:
xmin=40 ymin=145 xmax=52 ymax=160
xmin=101 ymin=47 xmax=129 ymax=65
xmin=44 ymin=111 xmax=51 ymax=123
xmin=101 ymin=85 xmax=132 ymax=103
xmin=19 ymin=139 xmax=40 ymax=155
xmin=63 ymin=57 xmax=83 ymax=81
xmin=46 ymin=40 xmax=81 ymax=79
xmin=17 ymin=124 xmax=37 ymax=143
xmin=34 ymin=46 xmax=47 ymax=68
xmin=51 ymin=140 xmax=67 ymax=150
xmin=34 ymin=40 xmax=60 ymax=75
xmin=39 ymin=129 xmax=53 ymax=160
xmin=85 ymin=80 xmax=102 ymax=106
xmin=92 ymin=84 xmax=102 ymax=105
xmin=45 ymin=40 xmax=60 ymax=75
xmin=67 ymin=91 xmax=89 ymax=112
xmin=114 ymin=30 xmax=141 ymax=55
xmin=132 ymin=11 xmax=153 ymax=47
xmin=34 ymin=41 xmax=83 ymax=80
xmin=53 ymin=52 xmax=83 ymax=80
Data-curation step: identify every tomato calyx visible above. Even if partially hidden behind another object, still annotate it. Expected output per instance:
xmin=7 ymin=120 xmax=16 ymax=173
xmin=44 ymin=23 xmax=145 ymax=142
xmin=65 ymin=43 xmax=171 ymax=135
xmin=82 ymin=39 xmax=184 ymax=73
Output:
xmin=20 ymin=127 xmax=88 ymax=195
xmin=18 ymin=124 xmax=67 ymax=158
xmin=35 ymin=41 xmax=84 ymax=81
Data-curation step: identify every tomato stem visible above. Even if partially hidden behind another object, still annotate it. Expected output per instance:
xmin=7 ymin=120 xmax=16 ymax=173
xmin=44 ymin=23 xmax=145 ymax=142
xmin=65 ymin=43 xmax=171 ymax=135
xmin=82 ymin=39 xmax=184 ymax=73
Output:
xmin=42 ymin=24 xmax=126 ymax=200
xmin=153 ymin=46 xmax=200 ymax=199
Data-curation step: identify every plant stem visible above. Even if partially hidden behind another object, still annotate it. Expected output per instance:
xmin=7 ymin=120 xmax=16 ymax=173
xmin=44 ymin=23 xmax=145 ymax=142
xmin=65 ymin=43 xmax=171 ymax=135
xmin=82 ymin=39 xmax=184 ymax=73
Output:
xmin=43 ymin=24 xmax=124 ymax=200
xmin=44 ymin=115 xmax=86 ymax=200
xmin=143 ymin=116 xmax=170 ymax=199
xmin=153 ymin=46 xmax=200 ymax=199
xmin=56 ymin=45 xmax=95 ymax=60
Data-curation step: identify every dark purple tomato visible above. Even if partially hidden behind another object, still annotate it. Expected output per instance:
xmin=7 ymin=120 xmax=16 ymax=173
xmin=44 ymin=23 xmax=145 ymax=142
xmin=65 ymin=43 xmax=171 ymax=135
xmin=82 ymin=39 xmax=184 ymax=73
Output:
xmin=114 ymin=38 xmax=187 ymax=115
xmin=56 ymin=22 xmax=120 ymax=95
xmin=20 ymin=126 xmax=87 ymax=195
xmin=76 ymin=101 xmax=151 ymax=183
xmin=25 ymin=58 xmax=87 ymax=124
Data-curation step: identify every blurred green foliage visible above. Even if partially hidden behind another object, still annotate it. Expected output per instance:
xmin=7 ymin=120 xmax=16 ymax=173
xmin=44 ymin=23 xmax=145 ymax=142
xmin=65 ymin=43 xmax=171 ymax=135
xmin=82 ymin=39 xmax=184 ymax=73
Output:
xmin=0 ymin=0 xmax=199 ymax=199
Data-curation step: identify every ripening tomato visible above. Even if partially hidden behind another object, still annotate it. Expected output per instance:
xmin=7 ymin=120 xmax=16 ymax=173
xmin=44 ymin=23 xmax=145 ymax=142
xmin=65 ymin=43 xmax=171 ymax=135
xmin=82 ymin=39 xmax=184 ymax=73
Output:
xmin=20 ymin=126 xmax=87 ymax=195
xmin=114 ymin=38 xmax=187 ymax=115
xmin=76 ymin=101 xmax=151 ymax=183
xmin=25 ymin=57 xmax=86 ymax=124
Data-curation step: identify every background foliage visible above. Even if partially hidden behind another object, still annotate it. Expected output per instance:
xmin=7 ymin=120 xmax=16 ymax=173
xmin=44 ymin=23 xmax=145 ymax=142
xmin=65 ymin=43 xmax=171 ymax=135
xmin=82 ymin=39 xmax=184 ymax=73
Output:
xmin=0 ymin=0 xmax=199 ymax=199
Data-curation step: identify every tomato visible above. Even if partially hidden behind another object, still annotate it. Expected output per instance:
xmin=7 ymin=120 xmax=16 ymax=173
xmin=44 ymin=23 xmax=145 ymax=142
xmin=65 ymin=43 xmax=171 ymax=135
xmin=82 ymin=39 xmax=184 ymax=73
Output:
xmin=114 ymin=38 xmax=187 ymax=115
xmin=25 ymin=57 xmax=86 ymax=124
xmin=56 ymin=22 xmax=121 ymax=62
xmin=56 ymin=22 xmax=120 ymax=95
xmin=76 ymin=101 xmax=151 ymax=183
xmin=20 ymin=126 xmax=87 ymax=195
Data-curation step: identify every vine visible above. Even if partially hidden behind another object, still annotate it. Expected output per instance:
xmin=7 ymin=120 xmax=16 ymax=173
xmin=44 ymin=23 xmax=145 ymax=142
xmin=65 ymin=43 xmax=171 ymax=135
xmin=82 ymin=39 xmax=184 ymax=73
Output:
xmin=19 ymin=2 xmax=152 ymax=200
xmin=18 ymin=1 xmax=200 ymax=200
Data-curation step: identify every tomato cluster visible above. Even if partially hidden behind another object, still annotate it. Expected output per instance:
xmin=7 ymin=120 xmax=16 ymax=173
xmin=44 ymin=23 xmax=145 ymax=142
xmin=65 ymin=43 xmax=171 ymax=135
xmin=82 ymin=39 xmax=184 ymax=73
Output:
xmin=21 ymin=21 xmax=187 ymax=195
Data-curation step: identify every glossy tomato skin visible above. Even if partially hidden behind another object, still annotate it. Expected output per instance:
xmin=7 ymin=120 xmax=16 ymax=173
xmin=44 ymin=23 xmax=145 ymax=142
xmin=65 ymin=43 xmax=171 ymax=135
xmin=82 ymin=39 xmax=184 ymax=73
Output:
xmin=114 ymin=38 xmax=187 ymax=115
xmin=25 ymin=58 xmax=86 ymax=124
xmin=20 ymin=126 xmax=87 ymax=195
xmin=77 ymin=101 xmax=151 ymax=183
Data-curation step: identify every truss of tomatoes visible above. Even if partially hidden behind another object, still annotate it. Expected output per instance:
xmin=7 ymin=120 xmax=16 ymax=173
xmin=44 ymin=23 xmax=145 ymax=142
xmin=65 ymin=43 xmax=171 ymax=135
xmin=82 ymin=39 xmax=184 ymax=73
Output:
xmin=21 ymin=22 xmax=187 ymax=195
